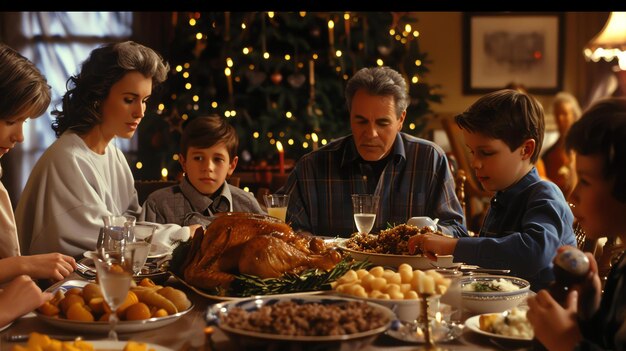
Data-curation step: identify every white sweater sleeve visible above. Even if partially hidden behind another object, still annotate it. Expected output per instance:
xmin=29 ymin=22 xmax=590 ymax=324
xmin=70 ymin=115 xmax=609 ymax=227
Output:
xmin=16 ymin=134 xmax=189 ymax=257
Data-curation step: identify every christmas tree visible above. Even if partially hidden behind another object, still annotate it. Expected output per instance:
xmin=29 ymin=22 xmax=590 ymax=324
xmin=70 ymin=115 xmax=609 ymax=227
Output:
xmin=135 ymin=12 xmax=443 ymax=181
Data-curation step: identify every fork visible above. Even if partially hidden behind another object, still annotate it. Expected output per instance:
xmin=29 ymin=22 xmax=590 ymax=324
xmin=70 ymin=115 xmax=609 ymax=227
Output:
xmin=75 ymin=262 xmax=97 ymax=279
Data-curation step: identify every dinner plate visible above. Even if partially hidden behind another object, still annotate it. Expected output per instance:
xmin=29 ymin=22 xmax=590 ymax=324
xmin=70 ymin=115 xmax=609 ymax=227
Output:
xmin=78 ymin=257 xmax=171 ymax=285
xmin=464 ymin=314 xmax=533 ymax=342
xmin=171 ymin=273 xmax=324 ymax=301
xmin=36 ymin=280 xmax=192 ymax=334
xmin=81 ymin=340 xmax=171 ymax=351
xmin=335 ymin=239 xmax=460 ymax=270
xmin=0 ymin=321 xmax=13 ymax=333
xmin=148 ymin=244 xmax=172 ymax=259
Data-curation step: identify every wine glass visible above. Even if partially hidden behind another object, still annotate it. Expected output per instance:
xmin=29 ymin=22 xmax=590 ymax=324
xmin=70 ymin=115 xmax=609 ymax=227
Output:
xmin=91 ymin=250 xmax=133 ymax=341
xmin=125 ymin=224 xmax=156 ymax=276
xmin=351 ymin=194 xmax=379 ymax=234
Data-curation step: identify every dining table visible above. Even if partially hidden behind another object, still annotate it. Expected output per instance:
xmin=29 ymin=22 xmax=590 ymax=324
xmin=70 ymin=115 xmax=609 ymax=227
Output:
xmin=0 ymin=272 xmax=527 ymax=351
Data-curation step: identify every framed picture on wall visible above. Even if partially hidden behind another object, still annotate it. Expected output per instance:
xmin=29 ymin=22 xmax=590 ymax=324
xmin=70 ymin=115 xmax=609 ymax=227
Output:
xmin=463 ymin=12 xmax=564 ymax=95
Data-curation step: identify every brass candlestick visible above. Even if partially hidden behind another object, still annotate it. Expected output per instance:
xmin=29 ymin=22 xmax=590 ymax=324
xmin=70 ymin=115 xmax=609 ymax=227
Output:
xmin=417 ymin=293 xmax=447 ymax=351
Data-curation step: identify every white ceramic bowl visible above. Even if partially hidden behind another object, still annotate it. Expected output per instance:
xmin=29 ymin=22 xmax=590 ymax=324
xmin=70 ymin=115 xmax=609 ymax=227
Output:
xmin=206 ymin=295 xmax=394 ymax=351
xmin=407 ymin=216 xmax=438 ymax=231
xmin=460 ymin=275 xmax=530 ymax=314
xmin=335 ymin=294 xmax=454 ymax=323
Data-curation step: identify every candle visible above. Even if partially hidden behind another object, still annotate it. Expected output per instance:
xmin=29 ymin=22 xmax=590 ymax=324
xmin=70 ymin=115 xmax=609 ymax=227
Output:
xmin=309 ymin=59 xmax=315 ymax=86
xmin=311 ymin=132 xmax=319 ymax=151
xmin=225 ymin=67 xmax=234 ymax=104
xmin=328 ymin=19 xmax=335 ymax=47
xmin=344 ymin=14 xmax=351 ymax=48
xmin=276 ymin=141 xmax=285 ymax=175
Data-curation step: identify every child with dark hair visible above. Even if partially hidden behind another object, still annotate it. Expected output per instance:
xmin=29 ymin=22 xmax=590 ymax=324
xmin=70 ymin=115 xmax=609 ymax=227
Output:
xmin=408 ymin=89 xmax=576 ymax=291
xmin=527 ymin=97 xmax=626 ymax=351
xmin=141 ymin=115 xmax=263 ymax=226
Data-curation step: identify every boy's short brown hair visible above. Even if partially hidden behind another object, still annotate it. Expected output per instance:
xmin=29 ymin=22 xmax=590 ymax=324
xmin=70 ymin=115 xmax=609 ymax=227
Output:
xmin=566 ymin=97 xmax=626 ymax=202
xmin=180 ymin=115 xmax=238 ymax=161
xmin=455 ymin=89 xmax=545 ymax=164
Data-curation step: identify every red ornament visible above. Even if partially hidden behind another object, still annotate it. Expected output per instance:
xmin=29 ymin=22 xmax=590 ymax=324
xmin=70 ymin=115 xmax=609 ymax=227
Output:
xmin=270 ymin=72 xmax=283 ymax=85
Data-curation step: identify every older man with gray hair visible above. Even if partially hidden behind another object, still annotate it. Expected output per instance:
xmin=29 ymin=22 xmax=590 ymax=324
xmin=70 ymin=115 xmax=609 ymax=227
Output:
xmin=278 ymin=66 xmax=467 ymax=238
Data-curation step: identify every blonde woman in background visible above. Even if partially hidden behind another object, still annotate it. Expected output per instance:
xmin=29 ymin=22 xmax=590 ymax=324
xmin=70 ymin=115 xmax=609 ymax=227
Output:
xmin=542 ymin=92 xmax=582 ymax=197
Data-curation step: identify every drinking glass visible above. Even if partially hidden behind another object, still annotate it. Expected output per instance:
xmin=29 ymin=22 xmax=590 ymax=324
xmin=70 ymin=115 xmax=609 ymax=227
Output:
xmin=263 ymin=194 xmax=289 ymax=222
xmin=434 ymin=269 xmax=463 ymax=324
xmin=99 ymin=215 xmax=136 ymax=254
xmin=91 ymin=251 xmax=133 ymax=341
xmin=125 ymin=224 xmax=156 ymax=275
xmin=351 ymin=194 xmax=379 ymax=234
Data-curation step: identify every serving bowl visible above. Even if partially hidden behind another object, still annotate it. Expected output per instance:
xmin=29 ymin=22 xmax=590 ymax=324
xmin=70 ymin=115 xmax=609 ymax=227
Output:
xmin=206 ymin=295 xmax=394 ymax=351
xmin=336 ymin=239 xmax=457 ymax=270
xmin=460 ymin=275 xmax=530 ymax=314
xmin=336 ymin=294 xmax=454 ymax=323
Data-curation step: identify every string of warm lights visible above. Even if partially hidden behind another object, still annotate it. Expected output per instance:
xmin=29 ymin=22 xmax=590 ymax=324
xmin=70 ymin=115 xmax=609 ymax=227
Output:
xmin=141 ymin=12 xmax=440 ymax=180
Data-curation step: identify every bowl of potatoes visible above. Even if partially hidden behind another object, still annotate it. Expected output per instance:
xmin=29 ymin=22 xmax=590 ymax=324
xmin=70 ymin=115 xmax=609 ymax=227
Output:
xmin=330 ymin=264 xmax=451 ymax=322
xmin=35 ymin=279 xmax=193 ymax=333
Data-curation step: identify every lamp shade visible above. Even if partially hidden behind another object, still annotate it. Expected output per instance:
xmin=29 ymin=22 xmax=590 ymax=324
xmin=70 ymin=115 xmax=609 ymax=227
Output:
xmin=583 ymin=12 xmax=626 ymax=70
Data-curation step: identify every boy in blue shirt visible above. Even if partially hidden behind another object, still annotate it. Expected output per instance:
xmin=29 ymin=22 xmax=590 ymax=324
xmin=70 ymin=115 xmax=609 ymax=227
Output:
xmin=141 ymin=115 xmax=263 ymax=227
xmin=409 ymin=89 xmax=576 ymax=291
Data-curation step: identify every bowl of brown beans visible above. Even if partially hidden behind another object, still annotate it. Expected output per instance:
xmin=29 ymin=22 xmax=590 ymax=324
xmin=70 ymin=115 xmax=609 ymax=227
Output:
xmin=206 ymin=295 xmax=395 ymax=350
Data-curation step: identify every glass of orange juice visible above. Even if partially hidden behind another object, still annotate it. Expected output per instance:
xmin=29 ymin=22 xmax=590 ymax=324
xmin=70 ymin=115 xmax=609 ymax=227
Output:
xmin=263 ymin=194 xmax=289 ymax=222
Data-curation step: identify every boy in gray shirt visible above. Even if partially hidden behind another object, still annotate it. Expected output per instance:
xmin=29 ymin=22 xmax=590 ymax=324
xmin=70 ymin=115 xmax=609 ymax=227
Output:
xmin=141 ymin=115 xmax=264 ymax=227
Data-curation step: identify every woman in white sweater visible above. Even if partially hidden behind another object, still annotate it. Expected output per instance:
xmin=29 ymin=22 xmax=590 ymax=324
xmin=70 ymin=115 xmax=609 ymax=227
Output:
xmin=0 ymin=43 xmax=76 ymax=328
xmin=16 ymin=41 xmax=198 ymax=258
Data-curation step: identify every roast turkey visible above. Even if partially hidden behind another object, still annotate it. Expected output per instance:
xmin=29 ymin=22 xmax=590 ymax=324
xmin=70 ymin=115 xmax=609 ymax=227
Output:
xmin=182 ymin=212 xmax=342 ymax=289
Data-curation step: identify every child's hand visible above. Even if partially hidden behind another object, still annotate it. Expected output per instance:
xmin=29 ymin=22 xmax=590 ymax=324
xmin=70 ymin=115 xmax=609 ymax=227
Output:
xmin=0 ymin=275 xmax=52 ymax=328
xmin=552 ymin=245 xmax=602 ymax=319
xmin=407 ymin=234 xmax=457 ymax=260
xmin=18 ymin=253 xmax=76 ymax=281
xmin=188 ymin=224 xmax=203 ymax=238
xmin=527 ymin=289 xmax=582 ymax=351
xmin=571 ymin=251 xmax=602 ymax=319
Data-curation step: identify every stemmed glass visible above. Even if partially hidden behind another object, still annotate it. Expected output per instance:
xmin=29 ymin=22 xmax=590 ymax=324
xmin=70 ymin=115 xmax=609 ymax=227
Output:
xmin=125 ymin=224 xmax=156 ymax=276
xmin=351 ymin=194 xmax=379 ymax=235
xmin=91 ymin=250 xmax=133 ymax=341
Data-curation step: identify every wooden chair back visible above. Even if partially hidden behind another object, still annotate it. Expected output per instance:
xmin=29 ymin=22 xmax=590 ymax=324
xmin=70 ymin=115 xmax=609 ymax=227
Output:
xmin=256 ymin=187 xmax=270 ymax=211
xmin=441 ymin=117 xmax=493 ymax=231
xmin=228 ymin=176 xmax=241 ymax=188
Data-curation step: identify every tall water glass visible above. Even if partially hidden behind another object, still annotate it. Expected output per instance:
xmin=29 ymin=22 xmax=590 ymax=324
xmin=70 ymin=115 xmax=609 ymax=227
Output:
xmin=351 ymin=194 xmax=379 ymax=234
xmin=100 ymin=215 xmax=136 ymax=255
xmin=264 ymin=194 xmax=289 ymax=222
xmin=91 ymin=251 xmax=133 ymax=341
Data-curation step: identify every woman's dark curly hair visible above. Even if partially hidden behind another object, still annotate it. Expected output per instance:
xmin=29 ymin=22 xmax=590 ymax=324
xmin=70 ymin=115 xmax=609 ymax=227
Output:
xmin=51 ymin=41 xmax=169 ymax=137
